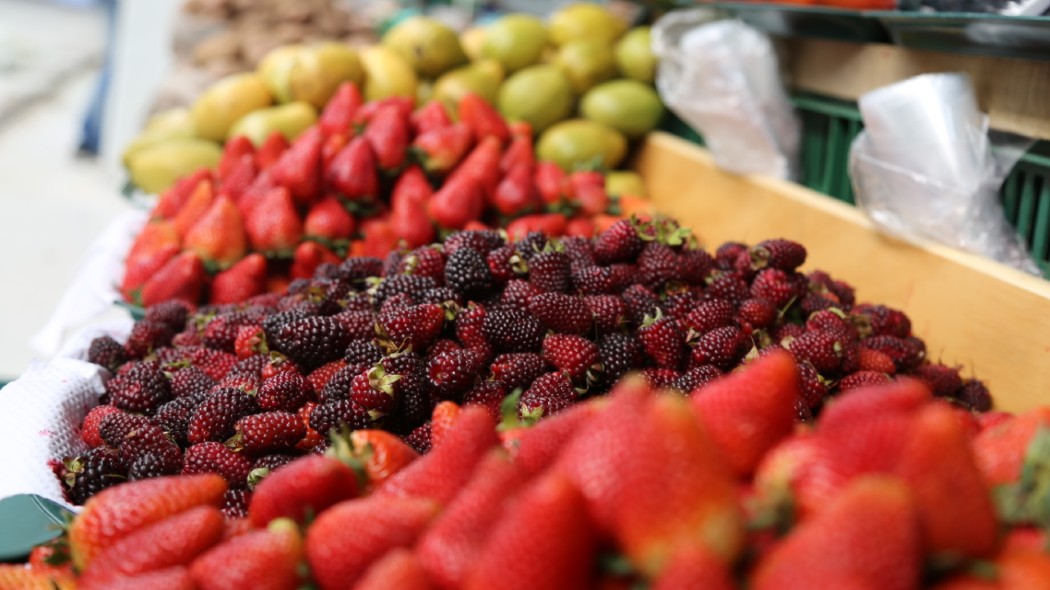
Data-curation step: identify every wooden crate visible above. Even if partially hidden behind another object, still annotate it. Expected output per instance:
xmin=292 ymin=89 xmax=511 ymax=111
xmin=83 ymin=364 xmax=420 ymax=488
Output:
xmin=633 ymin=132 xmax=1050 ymax=413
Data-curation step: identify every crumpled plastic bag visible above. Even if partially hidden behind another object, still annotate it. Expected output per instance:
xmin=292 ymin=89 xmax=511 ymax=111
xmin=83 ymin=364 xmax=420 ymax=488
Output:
xmin=848 ymin=72 xmax=1041 ymax=276
xmin=652 ymin=9 xmax=801 ymax=180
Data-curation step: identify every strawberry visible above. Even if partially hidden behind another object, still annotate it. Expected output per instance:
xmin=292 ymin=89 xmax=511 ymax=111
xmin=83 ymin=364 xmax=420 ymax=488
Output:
xmin=819 ymin=377 xmax=931 ymax=437
xmin=79 ymin=506 xmax=224 ymax=585
xmin=412 ymin=123 xmax=473 ymax=175
xmin=152 ymin=170 xmax=212 ymax=220
xmin=390 ymin=171 xmax=437 ymax=248
xmin=689 ymin=350 xmax=800 ymax=476
xmin=447 ymin=135 xmax=503 ymax=202
xmin=615 ymin=394 xmax=744 ymax=575
xmin=536 ymin=161 xmax=573 ymax=205
xmin=570 ymin=171 xmax=609 ymax=216
xmin=378 ymin=406 xmax=498 ymax=506
xmin=69 ymin=474 xmax=226 ymax=570
xmin=458 ymin=92 xmax=510 ymax=144
xmin=140 ymin=251 xmax=206 ymax=307
xmin=751 ymin=476 xmax=921 ymax=590
xmin=361 ymin=217 xmax=399 ymax=258
xmin=752 ymin=432 xmax=847 ymax=523
xmin=500 ymin=128 xmax=534 ymax=173
xmin=182 ymin=196 xmax=247 ymax=269
xmin=78 ymin=567 xmax=193 ymax=590
xmin=973 ymin=408 xmax=1050 ymax=486
xmin=492 ymin=161 xmax=538 ymax=216
xmin=249 ymin=454 xmax=359 ymax=527
xmin=354 ymin=97 xmax=414 ymax=126
xmin=210 ymin=253 xmax=267 ymax=304
xmin=305 ymin=495 xmax=440 ymax=590
xmin=191 ymin=518 xmax=304 ymax=590
xmin=504 ymin=213 xmax=569 ymax=240
xmin=244 ymin=187 xmax=304 ymax=254
xmin=427 ymin=173 xmax=483 ymax=230
xmin=430 ymin=401 xmax=461 ymax=450
xmin=172 ymin=179 xmax=216 ymax=238
xmin=638 ymin=311 xmax=685 ymax=370
xmin=290 ymin=241 xmax=341 ymax=281
xmin=353 ymin=548 xmax=435 ymax=590
xmin=506 ymin=401 xmax=598 ymax=477
xmin=412 ymin=99 xmax=452 ymax=135
xmin=466 ymin=472 xmax=597 ymax=590
xmin=365 ymin=104 xmax=411 ymax=171
xmin=327 ymin=136 xmax=379 ymax=202
xmin=255 ymin=132 xmax=290 ymax=170
xmin=320 ymin=82 xmax=363 ymax=137
xmin=220 ymin=153 xmax=257 ymax=202
xmin=348 ymin=430 xmax=420 ymax=488
xmin=219 ymin=135 xmax=255 ymax=180
xmin=650 ymin=543 xmax=737 ymax=590
xmin=122 ymin=221 xmax=181 ymax=301
xmin=270 ymin=127 xmax=323 ymax=206
xmin=565 ymin=216 xmax=596 ymax=238
xmin=416 ymin=450 xmax=528 ymax=589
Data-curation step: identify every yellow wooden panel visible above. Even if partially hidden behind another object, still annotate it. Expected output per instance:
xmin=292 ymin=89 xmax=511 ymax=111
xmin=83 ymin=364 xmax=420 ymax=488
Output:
xmin=632 ymin=132 xmax=1050 ymax=413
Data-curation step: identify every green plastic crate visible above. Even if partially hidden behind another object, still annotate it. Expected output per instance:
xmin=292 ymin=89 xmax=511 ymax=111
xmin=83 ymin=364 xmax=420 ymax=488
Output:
xmin=664 ymin=93 xmax=1050 ymax=274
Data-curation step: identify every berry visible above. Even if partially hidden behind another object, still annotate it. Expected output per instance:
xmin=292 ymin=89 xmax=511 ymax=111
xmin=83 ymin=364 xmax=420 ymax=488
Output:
xmin=106 ymin=362 xmax=172 ymax=414
xmin=705 ymin=273 xmax=750 ymax=304
xmin=483 ymin=307 xmax=544 ymax=353
xmin=529 ymin=250 xmax=571 ymax=293
xmin=201 ymin=316 xmax=241 ymax=353
xmin=528 ymin=293 xmax=591 ymax=334
xmin=233 ymin=412 xmax=306 ymax=455
xmin=690 ymin=326 xmax=750 ymax=371
xmin=338 ymin=257 xmax=384 ymax=284
xmin=81 ymin=405 xmax=122 ymax=448
xmin=143 ymin=300 xmax=191 ymax=331
xmin=373 ymin=275 xmax=436 ymax=306
xmin=427 ymin=350 xmax=482 ymax=400
xmin=420 ymin=286 xmax=462 ymax=306
xmin=234 ymin=325 xmax=267 ymax=359
xmin=642 ymin=367 xmax=681 ymax=388
xmin=637 ymin=242 xmax=680 ymax=288
xmin=378 ymin=303 xmax=445 ymax=353
xmin=715 ymin=242 xmax=749 ymax=269
xmin=679 ymin=249 xmax=714 ymax=285
xmin=858 ymin=346 xmax=898 ymax=374
xmin=572 ymin=266 xmax=614 ymax=295
xmin=862 ymin=335 xmax=925 ymax=372
xmin=486 ymin=244 xmax=525 ymax=284
xmin=398 ymin=247 xmax=446 ymax=281
xmin=128 ymin=452 xmax=174 ymax=481
xmin=839 ymin=371 xmax=893 ymax=392
xmin=662 ymin=289 xmax=700 ymax=323
xmin=257 ymin=372 xmax=313 ymax=412
xmin=183 ymin=442 xmax=252 ymax=488
xmin=187 ymin=388 xmax=258 ymax=444
xmin=750 ymin=239 xmax=807 ymax=271
xmin=166 ymin=365 xmax=215 ymax=399
xmin=796 ymin=360 xmax=828 ymax=409
xmin=309 ymin=399 xmax=371 ymax=435
xmin=445 ymin=230 xmax=505 ymax=257
xmin=251 ymin=454 xmax=296 ymax=474
xmin=542 ymin=334 xmax=601 ymax=385
xmin=673 ymin=365 xmax=723 ymax=394
xmin=118 ymin=423 xmax=182 ymax=475
xmin=957 ymin=380 xmax=992 ymax=412
xmin=124 ymin=320 xmax=175 ymax=359
xmin=444 ymin=247 xmax=494 ymax=297
xmin=404 ymin=423 xmax=432 ymax=454
xmin=98 ymin=411 xmax=151 ymax=447
xmin=520 ymin=372 xmax=576 ymax=421
xmin=853 ymin=304 xmax=911 ymax=338
xmin=87 ymin=336 xmax=126 ymax=373
xmin=349 ymin=367 xmax=399 ymax=419
xmin=594 ymin=219 xmax=644 ymax=264
xmin=583 ymin=295 xmax=626 ymax=334
xmin=789 ymin=331 xmax=848 ymax=374
xmin=638 ymin=312 xmax=686 ymax=370
xmin=155 ymin=394 xmax=207 ymax=445
xmin=61 ymin=447 xmax=128 ymax=505
xmin=684 ymin=299 xmax=736 ymax=335
xmin=750 ymin=268 xmax=800 ymax=308
xmin=332 ymin=310 xmax=379 ymax=342
xmin=269 ymin=317 xmax=351 ymax=371
xmin=910 ymin=363 xmax=963 ymax=398
xmin=320 ymin=365 xmax=361 ymax=403
xmin=490 ymin=353 xmax=546 ymax=390
xmin=500 ymin=279 xmax=541 ymax=308
xmin=463 ymin=381 xmax=506 ymax=420
xmin=221 ymin=489 xmax=252 ymax=518
xmin=622 ymin=284 xmax=662 ymax=328
xmin=596 ymin=332 xmax=646 ymax=391
xmin=737 ymin=298 xmax=777 ymax=329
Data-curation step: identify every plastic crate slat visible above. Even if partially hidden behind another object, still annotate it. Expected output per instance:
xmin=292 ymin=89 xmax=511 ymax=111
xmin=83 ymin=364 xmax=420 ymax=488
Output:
xmin=1031 ymin=178 xmax=1050 ymax=263
xmin=1002 ymin=171 xmax=1022 ymax=223
xmin=1017 ymin=173 xmax=1038 ymax=241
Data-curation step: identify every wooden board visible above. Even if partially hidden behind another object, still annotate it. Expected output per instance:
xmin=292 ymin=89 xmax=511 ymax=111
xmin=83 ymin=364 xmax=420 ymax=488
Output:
xmin=632 ymin=132 xmax=1050 ymax=413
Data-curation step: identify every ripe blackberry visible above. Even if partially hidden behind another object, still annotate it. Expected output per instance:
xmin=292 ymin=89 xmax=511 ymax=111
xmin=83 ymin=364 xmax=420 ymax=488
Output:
xmin=853 ymin=304 xmax=912 ymax=338
xmin=337 ymin=256 xmax=384 ymax=284
xmin=572 ymin=266 xmax=615 ymax=295
xmin=750 ymin=268 xmax=801 ymax=308
xmin=673 ymin=365 xmax=723 ymax=394
xmin=262 ymin=308 xmax=316 ymax=338
xmin=404 ymin=423 xmax=432 ymax=454
xmin=528 ymin=250 xmax=571 ymax=293
xmin=705 ymin=272 xmax=751 ymax=305
xmin=542 ymin=334 xmax=601 ymax=385
xmin=593 ymin=218 xmax=644 ymax=265
xmin=463 ymin=380 xmax=506 ymax=421
xmin=483 ymin=307 xmax=544 ymax=353
xmin=222 ymin=489 xmax=253 ymax=518
xmin=528 ymin=292 xmax=592 ymax=335
xmin=582 ymin=295 xmax=626 ymax=334
xmin=398 ymin=246 xmax=447 ymax=281
xmin=796 ymin=360 xmax=828 ymax=409
xmin=690 ymin=326 xmax=750 ymax=371
xmin=642 ymin=367 xmax=681 ymax=389
xmin=165 ymin=365 xmax=215 ymax=399
xmin=596 ymin=332 xmax=646 ymax=391
xmin=233 ymin=411 xmax=306 ymax=455
xmin=500 ymin=279 xmax=542 ymax=308
xmin=862 ymin=335 xmax=925 ymax=372
xmin=61 ymin=447 xmax=128 ymax=504
xmin=715 ymin=242 xmax=749 ymax=270
xmin=309 ymin=399 xmax=371 ymax=435
xmin=183 ymin=442 xmax=253 ymax=488
xmin=638 ymin=312 xmax=686 ymax=370
xmin=106 ymin=362 xmax=172 ymax=414
xmin=678 ymin=248 xmax=715 ymax=285
xmin=519 ymin=372 xmax=576 ymax=421
xmin=231 ymin=353 xmax=268 ymax=378
xmin=515 ymin=231 xmax=553 ymax=260
xmin=143 ymin=300 xmax=192 ymax=331
xmin=637 ymin=242 xmax=681 ymax=289
xmin=444 ymin=229 xmax=505 ymax=257
xmin=373 ymin=275 xmax=438 ymax=306
xmin=98 ymin=411 xmax=152 ymax=447
xmin=444 ymin=247 xmax=495 ymax=298
xmin=257 ymin=372 xmax=313 ymax=412
xmin=427 ymin=349 xmax=482 ymax=400
xmin=561 ymin=236 xmax=596 ymax=271
xmin=621 ymin=284 xmax=662 ymax=328
xmin=80 ymin=405 xmax=121 ymax=448
xmin=87 ymin=335 xmax=126 ymax=373
xmin=118 ymin=422 xmax=182 ymax=475
xmin=455 ymin=303 xmax=488 ymax=349
xmin=252 ymin=453 xmax=297 ymax=474
xmin=201 ymin=316 xmax=242 ymax=353
xmin=838 ymin=371 xmax=892 ymax=392
xmin=186 ymin=387 xmax=259 ymax=444
xmin=419 ymin=286 xmax=463 ymax=306
xmin=737 ymin=298 xmax=778 ymax=330
xmin=788 ymin=330 xmax=848 ymax=375
xmin=332 ymin=309 xmax=379 ymax=342
xmin=124 ymin=320 xmax=175 ymax=359
xmin=128 ymin=452 xmax=174 ymax=481
xmin=270 ymin=316 xmax=352 ymax=370
xmin=486 ymin=244 xmax=525 ymax=285
xmin=750 ymin=239 xmax=807 ymax=272
xmin=155 ymin=393 xmax=207 ymax=445
xmin=957 ymin=379 xmax=992 ymax=412
xmin=910 ymin=363 xmax=964 ymax=398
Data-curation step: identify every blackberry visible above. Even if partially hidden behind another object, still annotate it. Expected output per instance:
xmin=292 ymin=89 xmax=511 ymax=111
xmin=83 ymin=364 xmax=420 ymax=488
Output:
xmin=251 ymin=453 xmax=298 ymax=473
xmin=621 ymin=284 xmax=662 ymax=328
xmin=155 ymin=393 xmax=207 ymax=445
xmin=419 ymin=286 xmax=463 ymax=306
xmin=528 ymin=250 xmax=570 ymax=293
xmin=124 ymin=320 xmax=175 ymax=359
xmin=165 ymin=365 xmax=215 ymax=399
xmin=637 ymin=242 xmax=681 ymax=289
xmin=373 ymin=275 xmax=437 ymax=306
xmin=128 ymin=452 xmax=173 ymax=481
xmin=87 ymin=335 xmax=126 ymax=373
xmin=143 ymin=300 xmax=192 ymax=331
xmin=222 ymin=488 xmax=253 ymax=518
xmin=98 ymin=411 xmax=152 ymax=447
xmin=106 ymin=361 xmax=172 ymax=415
xmin=186 ymin=387 xmax=259 ymax=444
xmin=593 ymin=219 xmax=644 ymax=265
xmin=404 ymin=423 xmax=432 ymax=454
xmin=183 ymin=442 xmax=252 ymax=488
xmin=337 ymin=256 xmax=384 ymax=284
xmin=444 ymin=247 xmax=494 ymax=298
xmin=444 ymin=229 xmax=505 ymax=257
xmin=257 ymin=372 xmax=313 ymax=412
xmin=673 ymin=365 xmax=723 ymax=394
xmin=270 ymin=316 xmax=352 ymax=370
xmin=597 ymin=332 xmax=646 ymax=391
xmin=519 ymin=372 xmax=576 ymax=421
xmin=62 ymin=447 xmax=128 ymax=505
xmin=344 ymin=340 xmax=383 ymax=372
xmin=482 ymin=307 xmax=544 ymax=353
xmin=500 ymin=279 xmax=542 ymax=308
xmin=308 ymin=399 xmax=371 ymax=435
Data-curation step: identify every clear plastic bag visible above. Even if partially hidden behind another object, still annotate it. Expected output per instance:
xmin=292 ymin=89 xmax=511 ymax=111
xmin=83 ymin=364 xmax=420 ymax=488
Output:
xmin=848 ymin=73 xmax=1041 ymax=276
xmin=652 ymin=9 xmax=801 ymax=180
xmin=909 ymin=0 xmax=1050 ymax=15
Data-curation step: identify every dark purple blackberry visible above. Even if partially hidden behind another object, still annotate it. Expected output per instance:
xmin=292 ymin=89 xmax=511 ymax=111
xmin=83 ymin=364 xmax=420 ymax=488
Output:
xmin=527 ymin=292 xmax=592 ymax=335
xmin=560 ymin=236 xmax=595 ymax=272
xmin=500 ymin=279 xmax=541 ymax=308
xmin=444 ymin=247 xmax=494 ymax=298
xmin=621 ymin=284 xmax=663 ymax=328
xmin=269 ymin=316 xmax=352 ymax=370
xmin=332 ymin=309 xmax=379 ymax=342
xmin=672 ymin=365 xmax=723 ymax=394
xmin=382 ymin=249 xmax=405 ymax=278
xmin=572 ymin=266 xmax=614 ymax=295
xmin=124 ymin=320 xmax=175 ymax=359
xmin=105 ymin=362 xmax=171 ymax=414
xmin=691 ymin=326 xmax=751 ymax=371
xmin=419 ymin=286 xmax=462 ymax=306
xmin=118 ymin=423 xmax=182 ymax=475
xmin=314 ymin=262 xmax=341 ymax=280
xmin=98 ymin=411 xmax=152 ymax=447
xmin=373 ymin=274 xmax=438 ymax=306
xmin=201 ymin=316 xmax=240 ymax=353
xmin=593 ymin=219 xmax=644 ymax=265
xmin=231 ymin=354 xmax=268 ymax=378
xmin=87 ymin=335 xmax=127 ymax=373
xmin=715 ymin=242 xmax=749 ymax=270
xmin=482 ymin=307 xmax=544 ymax=353
xmin=528 ymin=250 xmax=570 ymax=293
xmin=597 ymin=332 xmax=646 ymax=389
xmin=444 ymin=229 xmax=505 ymax=257
xmin=515 ymin=231 xmax=552 ymax=260
xmin=186 ymin=387 xmax=259 ymax=444
xmin=251 ymin=453 xmax=298 ymax=473
xmin=128 ymin=452 xmax=174 ymax=481
xmin=319 ymin=365 xmax=359 ymax=403
xmin=222 ymin=489 xmax=253 ymax=518
xmin=155 ymin=393 xmax=207 ymax=445
xmin=262 ymin=308 xmax=315 ymax=338
xmin=490 ymin=353 xmax=546 ymax=390
xmin=463 ymin=380 xmax=506 ymax=421
xmin=337 ymin=256 xmax=384 ymax=284
xmin=485 ymin=244 xmax=525 ymax=285
xmin=308 ymin=399 xmax=371 ymax=435
xmin=957 ymin=379 xmax=992 ymax=412
xmin=344 ymin=340 xmax=383 ymax=372
xmin=705 ymin=272 xmax=751 ymax=305
xmin=257 ymin=372 xmax=313 ymax=412
xmin=404 ymin=423 xmax=432 ymax=454
xmin=62 ymin=447 xmax=128 ymax=504
xmin=143 ymin=300 xmax=192 ymax=331
xmin=678 ymin=248 xmax=715 ymax=285
xmin=165 ymin=365 xmax=215 ymax=399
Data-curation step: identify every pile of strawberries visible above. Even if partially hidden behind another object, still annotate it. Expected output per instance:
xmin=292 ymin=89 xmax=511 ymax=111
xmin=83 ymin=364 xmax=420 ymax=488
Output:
xmin=120 ymin=81 xmax=650 ymax=308
xmin=12 ymin=354 xmax=1050 ymax=589
xmin=60 ymin=217 xmax=988 ymax=508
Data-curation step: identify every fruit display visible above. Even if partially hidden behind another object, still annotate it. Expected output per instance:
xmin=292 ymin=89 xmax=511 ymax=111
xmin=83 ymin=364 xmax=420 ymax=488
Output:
xmin=120 ymin=81 xmax=655 ymax=308
xmin=125 ymin=2 xmax=665 ymax=195
xmin=64 ymin=216 xmax=989 ymax=509
xmin=11 ymin=353 xmax=1050 ymax=589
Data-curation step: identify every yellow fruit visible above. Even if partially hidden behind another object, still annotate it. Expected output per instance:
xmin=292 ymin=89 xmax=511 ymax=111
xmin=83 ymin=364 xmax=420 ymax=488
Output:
xmin=360 ymin=46 xmax=419 ymax=102
xmin=605 ymin=170 xmax=647 ymax=198
xmin=191 ymin=73 xmax=273 ymax=142
xmin=615 ymin=26 xmax=656 ymax=83
xmin=481 ymin=14 xmax=548 ymax=74
xmin=580 ymin=79 xmax=663 ymax=139
xmin=460 ymin=26 xmax=487 ymax=62
xmin=144 ymin=108 xmax=194 ymax=135
xmin=417 ymin=79 xmax=434 ymax=105
xmin=127 ymin=138 xmax=222 ymax=194
xmin=433 ymin=60 xmax=504 ymax=113
xmin=555 ymin=38 xmax=617 ymax=95
xmin=383 ymin=16 xmax=467 ymax=78
xmin=228 ymin=102 xmax=318 ymax=147
xmin=548 ymin=3 xmax=627 ymax=47
xmin=258 ymin=43 xmax=364 ymax=109
xmin=498 ymin=65 xmax=574 ymax=134
xmin=536 ymin=119 xmax=627 ymax=172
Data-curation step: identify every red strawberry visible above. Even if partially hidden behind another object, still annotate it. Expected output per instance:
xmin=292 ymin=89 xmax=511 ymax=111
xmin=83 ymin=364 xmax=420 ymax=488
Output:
xmin=360 ymin=217 xmax=399 ymax=258
xmin=210 ymin=253 xmax=267 ymax=305
xmin=650 ymin=543 xmax=736 ymax=590
xmin=447 ymin=135 xmax=503 ymax=202
xmin=270 ymin=127 xmax=323 ymax=206
xmin=348 ymin=430 xmax=420 ymax=488
xmin=152 ymin=170 xmax=212 ymax=220
xmin=378 ymin=406 xmax=498 ymax=506
xmin=466 ymin=472 xmax=597 ymax=590
xmin=751 ymin=476 xmax=921 ymax=590
xmin=458 ymin=92 xmax=510 ymax=144
xmin=69 ymin=474 xmax=226 ymax=571
xmin=390 ymin=178 xmax=437 ymax=248
xmin=78 ymin=567 xmax=191 ymax=590
xmin=492 ymin=161 xmax=538 ymax=216
xmin=413 ymin=123 xmax=473 ymax=175
xmin=327 ymin=136 xmax=379 ymax=202
xmin=506 ymin=401 xmax=598 ymax=477
xmin=427 ymin=173 xmax=483 ymax=230
xmin=244 ymin=187 xmax=303 ymax=254
xmin=353 ymin=97 xmax=414 ymax=126
xmin=753 ymin=432 xmax=846 ymax=522
xmin=565 ymin=216 xmax=595 ymax=238
xmin=140 ymin=251 xmax=206 ymax=307
xmin=500 ymin=129 xmax=534 ymax=174
xmin=973 ymin=408 xmax=1050 ymax=486
xmin=536 ymin=161 xmax=573 ymax=205
xmin=504 ymin=213 xmax=568 ymax=241
xmin=219 ymin=135 xmax=255 ymax=178
xmin=638 ymin=311 xmax=685 ymax=370
xmin=690 ymin=350 xmax=800 ymax=476
xmin=412 ymin=100 xmax=452 ymax=135
xmin=354 ymin=548 xmax=435 ymax=590
xmin=430 ymin=401 xmax=461 ymax=450
xmin=570 ymin=171 xmax=609 ymax=216
xmin=255 ymin=132 xmax=289 ymax=170
xmin=79 ymin=506 xmax=224 ymax=585
xmin=172 ymin=179 xmax=216 ymax=238
xmin=306 ymin=495 xmax=440 ymax=590
xmin=858 ymin=345 xmax=898 ymax=374
xmin=191 ymin=519 xmax=303 ymax=590
xmin=320 ymin=82 xmax=363 ymax=137
xmin=122 ymin=221 xmax=181 ymax=301
xmin=220 ymin=153 xmax=257 ymax=202
xmin=290 ymin=241 xmax=341 ymax=281
xmin=305 ymin=194 xmax=356 ymax=243
xmin=365 ymin=104 xmax=410 ymax=171
xmin=249 ymin=454 xmax=359 ymax=527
